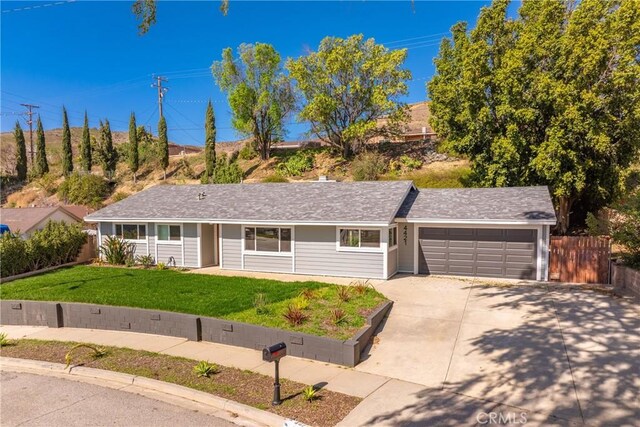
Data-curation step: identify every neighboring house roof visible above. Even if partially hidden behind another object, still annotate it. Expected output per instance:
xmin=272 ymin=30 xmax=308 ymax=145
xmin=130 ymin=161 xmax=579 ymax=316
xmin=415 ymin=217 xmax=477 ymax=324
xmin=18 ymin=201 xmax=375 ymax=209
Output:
xmin=61 ymin=205 xmax=91 ymax=220
xmin=85 ymin=181 xmax=415 ymax=225
xmin=0 ymin=206 xmax=83 ymax=234
xmin=396 ymin=186 xmax=556 ymax=225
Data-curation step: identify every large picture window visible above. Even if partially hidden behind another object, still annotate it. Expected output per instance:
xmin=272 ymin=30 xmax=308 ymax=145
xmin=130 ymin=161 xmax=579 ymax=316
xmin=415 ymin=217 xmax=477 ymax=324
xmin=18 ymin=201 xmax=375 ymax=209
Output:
xmin=115 ymin=224 xmax=146 ymax=241
xmin=339 ymin=228 xmax=381 ymax=250
xmin=157 ymin=224 xmax=181 ymax=241
xmin=244 ymin=227 xmax=291 ymax=253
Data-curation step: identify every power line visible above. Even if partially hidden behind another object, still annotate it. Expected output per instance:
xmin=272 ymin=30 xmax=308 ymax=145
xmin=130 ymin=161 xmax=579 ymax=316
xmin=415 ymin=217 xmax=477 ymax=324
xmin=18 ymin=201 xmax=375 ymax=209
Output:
xmin=1 ymin=0 xmax=76 ymax=14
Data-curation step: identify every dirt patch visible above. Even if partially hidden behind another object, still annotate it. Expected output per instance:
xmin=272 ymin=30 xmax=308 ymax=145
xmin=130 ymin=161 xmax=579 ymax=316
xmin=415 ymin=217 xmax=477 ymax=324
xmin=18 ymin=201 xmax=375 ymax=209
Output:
xmin=0 ymin=339 xmax=360 ymax=427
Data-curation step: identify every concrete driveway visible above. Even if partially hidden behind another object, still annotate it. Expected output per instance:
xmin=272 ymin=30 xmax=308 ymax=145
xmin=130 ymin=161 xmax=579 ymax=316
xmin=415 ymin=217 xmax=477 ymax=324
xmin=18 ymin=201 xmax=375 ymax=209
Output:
xmin=351 ymin=275 xmax=640 ymax=426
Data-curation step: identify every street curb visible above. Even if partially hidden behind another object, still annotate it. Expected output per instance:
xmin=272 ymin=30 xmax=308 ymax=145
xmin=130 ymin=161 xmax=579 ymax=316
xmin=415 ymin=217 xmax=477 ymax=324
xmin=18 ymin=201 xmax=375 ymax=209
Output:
xmin=0 ymin=357 xmax=288 ymax=427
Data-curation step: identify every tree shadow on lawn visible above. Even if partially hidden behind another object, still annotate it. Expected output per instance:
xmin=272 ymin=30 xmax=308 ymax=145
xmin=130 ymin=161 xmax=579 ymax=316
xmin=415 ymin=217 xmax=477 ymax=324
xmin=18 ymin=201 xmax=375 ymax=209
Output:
xmin=363 ymin=285 xmax=639 ymax=426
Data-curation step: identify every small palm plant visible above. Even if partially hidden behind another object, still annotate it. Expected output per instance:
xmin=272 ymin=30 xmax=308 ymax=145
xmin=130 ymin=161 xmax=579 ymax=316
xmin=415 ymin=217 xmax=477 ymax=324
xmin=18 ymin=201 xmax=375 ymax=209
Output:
xmin=336 ymin=285 xmax=351 ymax=302
xmin=302 ymin=385 xmax=319 ymax=402
xmin=65 ymin=344 xmax=108 ymax=368
xmin=193 ymin=360 xmax=219 ymax=378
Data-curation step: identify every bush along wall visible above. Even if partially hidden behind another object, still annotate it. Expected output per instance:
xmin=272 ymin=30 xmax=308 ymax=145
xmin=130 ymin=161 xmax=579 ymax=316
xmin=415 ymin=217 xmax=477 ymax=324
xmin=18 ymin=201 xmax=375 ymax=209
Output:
xmin=0 ymin=220 xmax=87 ymax=277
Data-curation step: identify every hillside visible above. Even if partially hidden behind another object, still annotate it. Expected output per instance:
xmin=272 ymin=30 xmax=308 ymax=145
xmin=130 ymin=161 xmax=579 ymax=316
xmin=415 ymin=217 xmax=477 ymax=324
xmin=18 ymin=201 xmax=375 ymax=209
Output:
xmin=1 ymin=131 xmax=469 ymax=209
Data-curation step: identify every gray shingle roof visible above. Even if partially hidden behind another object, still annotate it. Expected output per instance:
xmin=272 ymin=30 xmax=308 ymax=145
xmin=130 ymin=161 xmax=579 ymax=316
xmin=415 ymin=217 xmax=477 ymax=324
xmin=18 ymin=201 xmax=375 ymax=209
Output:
xmin=397 ymin=186 xmax=556 ymax=223
xmin=85 ymin=181 xmax=414 ymax=224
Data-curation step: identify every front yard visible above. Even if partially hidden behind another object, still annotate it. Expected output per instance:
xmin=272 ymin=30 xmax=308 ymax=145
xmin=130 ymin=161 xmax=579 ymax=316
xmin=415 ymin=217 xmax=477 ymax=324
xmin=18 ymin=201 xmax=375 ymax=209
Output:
xmin=0 ymin=266 xmax=386 ymax=340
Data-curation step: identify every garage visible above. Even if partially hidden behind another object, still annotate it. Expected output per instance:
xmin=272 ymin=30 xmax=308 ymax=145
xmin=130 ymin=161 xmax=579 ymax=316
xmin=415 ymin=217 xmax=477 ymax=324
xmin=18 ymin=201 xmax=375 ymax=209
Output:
xmin=418 ymin=227 xmax=538 ymax=279
xmin=395 ymin=186 xmax=556 ymax=281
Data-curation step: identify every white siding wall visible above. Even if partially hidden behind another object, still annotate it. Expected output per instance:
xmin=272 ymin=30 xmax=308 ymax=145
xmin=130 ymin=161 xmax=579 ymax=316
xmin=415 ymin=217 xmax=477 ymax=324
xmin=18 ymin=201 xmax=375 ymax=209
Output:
xmin=387 ymin=248 xmax=398 ymax=278
xmin=244 ymin=254 xmax=292 ymax=273
xmin=221 ymin=224 xmax=242 ymax=270
xmin=295 ymin=225 xmax=385 ymax=279
xmin=397 ymin=222 xmax=414 ymax=272
xmin=183 ymin=223 xmax=199 ymax=267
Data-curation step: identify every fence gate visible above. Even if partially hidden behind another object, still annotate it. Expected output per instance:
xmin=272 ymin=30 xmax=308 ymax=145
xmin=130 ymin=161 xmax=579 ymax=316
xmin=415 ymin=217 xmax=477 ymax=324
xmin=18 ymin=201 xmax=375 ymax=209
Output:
xmin=549 ymin=236 xmax=611 ymax=284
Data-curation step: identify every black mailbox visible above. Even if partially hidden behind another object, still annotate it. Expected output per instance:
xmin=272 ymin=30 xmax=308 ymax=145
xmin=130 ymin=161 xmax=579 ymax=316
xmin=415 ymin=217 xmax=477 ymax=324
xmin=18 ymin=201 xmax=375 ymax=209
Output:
xmin=262 ymin=342 xmax=287 ymax=362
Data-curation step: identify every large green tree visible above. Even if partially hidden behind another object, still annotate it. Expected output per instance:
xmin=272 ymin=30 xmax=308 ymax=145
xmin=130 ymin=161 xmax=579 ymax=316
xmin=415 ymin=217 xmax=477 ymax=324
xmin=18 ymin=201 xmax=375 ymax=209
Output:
xmin=428 ymin=0 xmax=640 ymax=233
xmin=212 ymin=43 xmax=295 ymax=160
xmin=61 ymin=106 xmax=73 ymax=176
xmin=81 ymin=111 xmax=92 ymax=172
xmin=158 ymin=116 xmax=169 ymax=179
xmin=98 ymin=119 xmax=117 ymax=179
xmin=287 ymin=34 xmax=411 ymax=158
xmin=14 ymin=121 xmax=27 ymax=181
xmin=203 ymin=100 xmax=216 ymax=182
xmin=35 ymin=116 xmax=49 ymax=177
xmin=129 ymin=112 xmax=139 ymax=182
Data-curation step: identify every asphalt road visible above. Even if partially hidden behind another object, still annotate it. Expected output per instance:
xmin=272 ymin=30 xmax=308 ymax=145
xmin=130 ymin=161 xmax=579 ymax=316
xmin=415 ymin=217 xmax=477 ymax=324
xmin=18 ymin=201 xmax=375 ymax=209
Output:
xmin=0 ymin=371 xmax=239 ymax=427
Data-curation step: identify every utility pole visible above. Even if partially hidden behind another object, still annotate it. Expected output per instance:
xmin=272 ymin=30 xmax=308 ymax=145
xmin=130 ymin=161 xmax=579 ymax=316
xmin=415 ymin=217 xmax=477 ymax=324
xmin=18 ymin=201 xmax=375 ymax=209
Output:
xmin=20 ymin=103 xmax=39 ymax=163
xmin=152 ymin=75 xmax=168 ymax=119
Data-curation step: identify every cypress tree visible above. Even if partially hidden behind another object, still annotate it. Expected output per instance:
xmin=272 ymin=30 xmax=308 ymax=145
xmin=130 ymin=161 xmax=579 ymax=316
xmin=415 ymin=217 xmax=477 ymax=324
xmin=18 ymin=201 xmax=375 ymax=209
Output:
xmin=203 ymin=100 xmax=216 ymax=183
xmin=35 ymin=116 xmax=49 ymax=176
xmin=129 ymin=112 xmax=139 ymax=182
xmin=158 ymin=116 xmax=168 ymax=180
xmin=61 ymin=106 xmax=73 ymax=176
xmin=14 ymin=121 xmax=27 ymax=181
xmin=99 ymin=119 xmax=117 ymax=179
xmin=81 ymin=111 xmax=92 ymax=172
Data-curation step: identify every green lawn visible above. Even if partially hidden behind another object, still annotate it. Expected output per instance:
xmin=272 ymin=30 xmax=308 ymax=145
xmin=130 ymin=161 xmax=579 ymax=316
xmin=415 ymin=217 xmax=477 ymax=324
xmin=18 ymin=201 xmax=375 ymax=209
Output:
xmin=1 ymin=266 xmax=386 ymax=340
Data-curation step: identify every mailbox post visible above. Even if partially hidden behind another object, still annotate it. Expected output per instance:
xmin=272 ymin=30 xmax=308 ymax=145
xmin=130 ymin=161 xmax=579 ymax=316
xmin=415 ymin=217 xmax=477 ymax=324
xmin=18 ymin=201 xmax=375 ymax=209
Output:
xmin=262 ymin=342 xmax=286 ymax=406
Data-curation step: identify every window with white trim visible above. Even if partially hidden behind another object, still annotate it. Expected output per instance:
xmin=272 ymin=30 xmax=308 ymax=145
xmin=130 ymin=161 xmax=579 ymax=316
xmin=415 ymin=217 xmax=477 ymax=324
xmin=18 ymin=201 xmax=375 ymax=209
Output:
xmin=244 ymin=227 xmax=291 ymax=253
xmin=339 ymin=228 xmax=381 ymax=249
xmin=389 ymin=226 xmax=398 ymax=248
xmin=157 ymin=224 xmax=181 ymax=241
xmin=114 ymin=224 xmax=146 ymax=241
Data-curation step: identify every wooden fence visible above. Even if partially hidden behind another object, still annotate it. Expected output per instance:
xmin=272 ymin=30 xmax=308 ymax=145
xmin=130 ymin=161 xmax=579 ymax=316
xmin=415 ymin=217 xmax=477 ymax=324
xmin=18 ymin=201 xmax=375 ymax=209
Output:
xmin=549 ymin=236 xmax=611 ymax=284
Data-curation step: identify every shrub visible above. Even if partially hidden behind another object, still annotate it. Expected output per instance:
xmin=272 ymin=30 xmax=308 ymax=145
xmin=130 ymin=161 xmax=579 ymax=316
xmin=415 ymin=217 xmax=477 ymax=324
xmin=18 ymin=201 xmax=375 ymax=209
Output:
xmin=58 ymin=173 xmax=110 ymax=208
xmin=276 ymin=150 xmax=315 ymax=176
xmin=34 ymin=173 xmax=58 ymax=195
xmin=350 ymin=279 xmax=372 ymax=295
xmin=351 ymin=152 xmax=386 ymax=181
xmin=299 ymin=288 xmax=316 ymax=300
xmin=136 ymin=254 xmax=154 ymax=269
xmin=0 ymin=232 xmax=28 ymax=277
xmin=0 ymin=332 xmax=11 ymax=347
xmin=238 ymin=143 xmax=258 ymax=160
xmin=0 ymin=221 xmax=87 ymax=277
xmin=213 ymin=153 xmax=243 ymax=184
xmin=331 ymin=308 xmax=348 ymax=325
xmin=99 ymin=235 xmax=135 ymax=266
xmin=156 ymin=262 xmax=167 ymax=270
xmin=291 ymin=296 xmax=309 ymax=311
xmin=262 ymin=173 xmax=288 ymax=183
xmin=283 ymin=304 xmax=309 ymax=326
xmin=112 ymin=191 xmax=129 ymax=203
xmin=336 ymin=285 xmax=351 ymax=302
xmin=65 ymin=343 xmax=107 ymax=368
xmin=302 ymin=385 xmax=319 ymax=402
xmin=253 ymin=293 xmax=269 ymax=315
xmin=177 ymin=157 xmax=196 ymax=179
xmin=193 ymin=361 xmax=219 ymax=378
xmin=399 ymin=154 xmax=423 ymax=171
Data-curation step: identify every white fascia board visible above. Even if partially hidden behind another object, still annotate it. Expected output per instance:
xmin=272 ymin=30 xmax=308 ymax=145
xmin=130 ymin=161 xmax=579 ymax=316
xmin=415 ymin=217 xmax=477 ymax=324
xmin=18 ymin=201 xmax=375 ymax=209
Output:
xmin=398 ymin=218 xmax=557 ymax=226
xmin=84 ymin=218 xmax=390 ymax=227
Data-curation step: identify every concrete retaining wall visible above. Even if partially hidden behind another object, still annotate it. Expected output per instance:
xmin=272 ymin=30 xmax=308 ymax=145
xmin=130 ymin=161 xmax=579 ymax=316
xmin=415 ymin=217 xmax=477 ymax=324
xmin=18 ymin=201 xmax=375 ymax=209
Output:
xmin=0 ymin=300 xmax=392 ymax=367
xmin=611 ymin=263 xmax=640 ymax=298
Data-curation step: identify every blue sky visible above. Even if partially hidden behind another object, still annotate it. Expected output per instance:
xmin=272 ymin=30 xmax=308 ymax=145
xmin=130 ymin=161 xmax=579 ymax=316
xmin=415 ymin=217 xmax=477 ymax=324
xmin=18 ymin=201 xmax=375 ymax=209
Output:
xmin=1 ymin=1 xmax=494 ymax=145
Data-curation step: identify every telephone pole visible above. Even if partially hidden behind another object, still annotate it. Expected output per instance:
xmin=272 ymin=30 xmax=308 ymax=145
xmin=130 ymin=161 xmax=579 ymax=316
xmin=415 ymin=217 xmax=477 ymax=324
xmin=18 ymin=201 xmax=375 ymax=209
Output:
xmin=152 ymin=76 xmax=168 ymax=119
xmin=20 ymin=103 xmax=40 ymax=163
